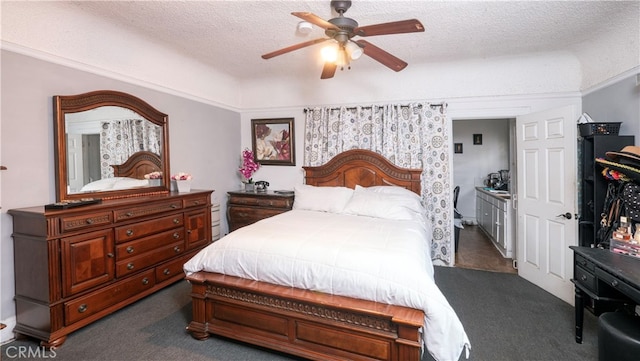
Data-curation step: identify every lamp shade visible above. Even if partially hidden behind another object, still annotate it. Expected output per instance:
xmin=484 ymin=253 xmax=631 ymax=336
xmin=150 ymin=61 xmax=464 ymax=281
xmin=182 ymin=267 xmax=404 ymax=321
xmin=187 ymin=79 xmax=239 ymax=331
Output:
xmin=345 ymin=41 xmax=363 ymax=60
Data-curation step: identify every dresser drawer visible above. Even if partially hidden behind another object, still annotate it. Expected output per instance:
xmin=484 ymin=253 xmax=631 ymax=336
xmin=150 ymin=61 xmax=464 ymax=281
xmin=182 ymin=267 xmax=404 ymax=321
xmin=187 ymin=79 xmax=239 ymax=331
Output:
xmin=574 ymin=265 xmax=596 ymax=293
xmin=228 ymin=206 xmax=288 ymax=230
xmin=596 ymin=268 xmax=640 ymax=304
xmin=61 ymin=211 xmax=113 ymax=232
xmin=114 ymin=200 xmax=183 ymax=222
xmin=575 ymin=253 xmax=595 ymax=272
xmin=183 ymin=195 xmax=209 ymax=208
xmin=116 ymin=242 xmax=184 ymax=277
xmin=229 ymin=195 xmax=293 ymax=209
xmin=116 ymin=228 xmax=184 ymax=259
xmin=115 ymin=214 xmax=183 ymax=243
xmin=155 ymin=255 xmax=190 ymax=283
xmin=64 ymin=269 xmax=155 ymax=325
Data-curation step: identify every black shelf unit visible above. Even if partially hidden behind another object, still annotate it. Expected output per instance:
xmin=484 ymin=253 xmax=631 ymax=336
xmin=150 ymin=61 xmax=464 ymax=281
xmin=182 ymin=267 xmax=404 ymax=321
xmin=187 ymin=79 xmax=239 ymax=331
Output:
xmin=578 ymin=134 xmax=634 ymax=247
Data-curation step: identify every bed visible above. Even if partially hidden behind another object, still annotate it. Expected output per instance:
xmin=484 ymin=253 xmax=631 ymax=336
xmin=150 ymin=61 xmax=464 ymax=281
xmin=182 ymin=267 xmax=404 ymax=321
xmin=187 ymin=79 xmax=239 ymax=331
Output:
xmin=184 ymin=149 xmax=469 ymax=361
xmin=111 ymin=150 xmax=162 ymax=179
xmin=80 ymin=151 xmax=161 ymax=192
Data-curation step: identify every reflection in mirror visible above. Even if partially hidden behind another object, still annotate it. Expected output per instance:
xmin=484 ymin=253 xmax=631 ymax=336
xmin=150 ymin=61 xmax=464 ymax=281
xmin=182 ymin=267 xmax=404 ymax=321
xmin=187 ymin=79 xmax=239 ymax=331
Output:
xmin=54 ymin=90 xmax=170 ymax=201
xmin=65 ymin=107 xmax=162 ymax=193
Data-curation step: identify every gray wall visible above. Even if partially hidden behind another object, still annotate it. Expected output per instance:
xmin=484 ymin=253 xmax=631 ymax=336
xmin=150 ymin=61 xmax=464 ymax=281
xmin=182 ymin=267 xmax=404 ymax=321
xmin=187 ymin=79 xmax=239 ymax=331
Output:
xmin=0 ymin=50 xmax=240 ymax=330
xmin=583 ymin=75 xmax=640 ymax=140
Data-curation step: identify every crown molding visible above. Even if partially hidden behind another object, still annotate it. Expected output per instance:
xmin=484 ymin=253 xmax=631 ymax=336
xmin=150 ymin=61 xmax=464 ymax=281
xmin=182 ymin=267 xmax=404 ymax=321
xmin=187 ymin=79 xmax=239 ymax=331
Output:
xmin=1 ymin=41 xmax=241 ymax=113
xmin=582 ymin=66 xmax=640 ymax=96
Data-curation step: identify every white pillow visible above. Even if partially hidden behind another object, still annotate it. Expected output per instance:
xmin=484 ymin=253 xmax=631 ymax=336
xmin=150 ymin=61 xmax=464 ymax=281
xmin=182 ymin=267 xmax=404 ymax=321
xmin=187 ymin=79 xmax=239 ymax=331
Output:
xmin=111 ymin=177 xmax=149 ymax=190
xmin=292 ymin=184 xmax=354 ymax=213
xmin=80 ymin=177 xmax=119 ymax=191
xmin=344 ymin=186 xmax=425 ymax=221
xmin=355 ymin=185 xmax=422 ymax=202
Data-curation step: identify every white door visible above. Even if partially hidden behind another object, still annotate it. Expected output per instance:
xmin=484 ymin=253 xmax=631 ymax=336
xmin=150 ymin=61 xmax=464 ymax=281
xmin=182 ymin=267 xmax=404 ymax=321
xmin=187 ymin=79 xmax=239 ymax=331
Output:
xmin=67 ymin=134 xmax=84 ymax=192
xmin=516 ymin=105 xmax=578 ymax=305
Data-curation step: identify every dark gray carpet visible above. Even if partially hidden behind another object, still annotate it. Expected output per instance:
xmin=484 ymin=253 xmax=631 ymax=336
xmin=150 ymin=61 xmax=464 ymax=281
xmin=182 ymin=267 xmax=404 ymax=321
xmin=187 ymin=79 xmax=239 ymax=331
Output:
xmin=1 ymin=266 xmax=598 ymax=361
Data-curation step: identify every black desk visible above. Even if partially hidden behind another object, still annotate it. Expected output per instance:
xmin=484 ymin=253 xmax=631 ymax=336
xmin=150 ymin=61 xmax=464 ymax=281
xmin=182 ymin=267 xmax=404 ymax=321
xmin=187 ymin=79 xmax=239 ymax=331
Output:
xmin=570 ymin=246 xmax=640 ymax=343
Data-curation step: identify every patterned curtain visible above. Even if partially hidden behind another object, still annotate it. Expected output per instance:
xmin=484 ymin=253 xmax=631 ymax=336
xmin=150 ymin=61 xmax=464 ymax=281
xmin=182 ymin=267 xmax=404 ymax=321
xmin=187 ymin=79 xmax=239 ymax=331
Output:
xmin=303 ymin=103 xmax=454 ymax=265
xmin=100 ymin=119 xmax=162 ymax=178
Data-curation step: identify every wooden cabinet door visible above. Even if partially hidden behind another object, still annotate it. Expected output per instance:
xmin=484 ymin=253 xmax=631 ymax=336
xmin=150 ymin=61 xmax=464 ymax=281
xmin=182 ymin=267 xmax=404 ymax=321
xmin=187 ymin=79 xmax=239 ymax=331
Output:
xmin=61 ymin=229 xmax=115 ymax=297
xmin=185 ymin=209 xmax=211 ymax=250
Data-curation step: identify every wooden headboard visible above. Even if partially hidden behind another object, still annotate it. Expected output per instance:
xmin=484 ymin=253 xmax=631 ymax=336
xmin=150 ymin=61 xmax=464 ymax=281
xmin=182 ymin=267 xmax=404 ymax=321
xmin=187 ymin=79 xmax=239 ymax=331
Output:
xmin=111 ymin=151 xmax=162 ymax=179
xmin=303 ymin=149 xmax=422 ymax=195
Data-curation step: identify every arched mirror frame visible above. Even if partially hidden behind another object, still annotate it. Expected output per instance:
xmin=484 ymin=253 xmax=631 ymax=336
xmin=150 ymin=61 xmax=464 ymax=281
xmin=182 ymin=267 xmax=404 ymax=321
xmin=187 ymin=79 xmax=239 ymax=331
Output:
xmin=54 ymin=90 xmax=171 ymax=201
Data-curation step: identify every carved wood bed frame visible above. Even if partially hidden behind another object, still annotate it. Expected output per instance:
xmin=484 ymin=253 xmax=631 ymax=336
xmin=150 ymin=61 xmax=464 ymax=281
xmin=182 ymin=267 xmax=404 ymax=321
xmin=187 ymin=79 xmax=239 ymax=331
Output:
xmin=186 ymin=149 xmax=425 ymax=361
xmin=111 ymin=151 xmax=162 ymax=179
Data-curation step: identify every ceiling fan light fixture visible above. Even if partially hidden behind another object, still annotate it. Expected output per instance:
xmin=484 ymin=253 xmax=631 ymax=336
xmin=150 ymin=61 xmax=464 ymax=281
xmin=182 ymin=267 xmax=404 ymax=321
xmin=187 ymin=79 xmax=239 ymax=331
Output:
xmin=321 ymin=42 xmax=339 ymax=63
xmin=345 ymin=41 xmax=363 ymax=60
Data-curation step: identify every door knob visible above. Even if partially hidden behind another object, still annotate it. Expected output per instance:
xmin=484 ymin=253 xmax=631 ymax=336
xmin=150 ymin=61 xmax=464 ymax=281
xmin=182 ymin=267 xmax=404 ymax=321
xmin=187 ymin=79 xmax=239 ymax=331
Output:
xmin=557 ymin=212 xmax=572 ymax=220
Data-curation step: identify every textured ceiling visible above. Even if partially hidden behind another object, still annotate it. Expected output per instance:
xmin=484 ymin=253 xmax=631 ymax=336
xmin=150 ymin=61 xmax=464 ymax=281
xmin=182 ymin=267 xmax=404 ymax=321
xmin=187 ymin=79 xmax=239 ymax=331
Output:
xmin=63 ymin=1 xmax=637 ymax=81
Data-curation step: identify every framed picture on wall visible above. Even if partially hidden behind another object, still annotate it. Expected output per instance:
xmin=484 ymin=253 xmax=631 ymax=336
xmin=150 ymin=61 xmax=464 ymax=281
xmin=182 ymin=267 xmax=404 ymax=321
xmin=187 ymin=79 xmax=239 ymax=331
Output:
xmin=251 ymin=118 xmax=295 ymax=166
xmin=473 ymin=134 xmax=483 ymax=145
xmin=454 ymin=143 xmax=463 ymax=153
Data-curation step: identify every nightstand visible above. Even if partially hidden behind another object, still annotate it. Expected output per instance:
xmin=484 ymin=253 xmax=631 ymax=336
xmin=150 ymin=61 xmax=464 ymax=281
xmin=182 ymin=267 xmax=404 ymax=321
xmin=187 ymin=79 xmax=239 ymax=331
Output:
xmin=227 ymin=190 xmax=294 ymax=232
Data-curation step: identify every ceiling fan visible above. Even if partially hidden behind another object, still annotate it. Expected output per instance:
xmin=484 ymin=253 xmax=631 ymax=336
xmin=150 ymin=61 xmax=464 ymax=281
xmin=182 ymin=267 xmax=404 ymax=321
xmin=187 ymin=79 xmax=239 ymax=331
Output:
xmin=261 ymin=0 xmax=425 ymax=79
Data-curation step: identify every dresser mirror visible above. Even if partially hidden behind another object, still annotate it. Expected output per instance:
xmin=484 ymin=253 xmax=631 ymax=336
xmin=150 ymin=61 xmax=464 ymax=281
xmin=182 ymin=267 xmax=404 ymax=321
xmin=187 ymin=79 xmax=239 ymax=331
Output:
xmin=54 ymin=90 xmax=170 ymax=201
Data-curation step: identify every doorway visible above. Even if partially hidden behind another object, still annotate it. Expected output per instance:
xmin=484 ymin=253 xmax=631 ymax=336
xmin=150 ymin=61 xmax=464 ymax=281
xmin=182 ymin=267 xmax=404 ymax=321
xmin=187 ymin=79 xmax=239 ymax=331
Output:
xmin=452 ymin=118 xmax=516 ymax=273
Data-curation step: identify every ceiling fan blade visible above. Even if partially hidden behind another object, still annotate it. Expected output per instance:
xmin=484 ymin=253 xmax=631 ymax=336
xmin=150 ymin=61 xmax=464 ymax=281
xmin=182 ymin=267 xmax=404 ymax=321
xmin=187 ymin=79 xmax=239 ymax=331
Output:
xmin=354 ymin=19 xmax=424 ymax=37
xmin=320 ymin=62 xmax=337 ymax=79
xmin=262 ymin=38 xmax=330 ymax=59
xmin=355 ymin=40 xmax=408 ymax=72
xmin=292 ymin=12 xmax=340 ymax=31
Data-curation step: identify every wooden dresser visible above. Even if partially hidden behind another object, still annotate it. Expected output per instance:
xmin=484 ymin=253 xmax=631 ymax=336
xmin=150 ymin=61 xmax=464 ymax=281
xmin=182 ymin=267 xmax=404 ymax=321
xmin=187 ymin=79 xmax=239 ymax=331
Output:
xmin=227 ymin=191 xmax=294 ymax=232
xmin=9 ymin=190 xmax=213 ymax=347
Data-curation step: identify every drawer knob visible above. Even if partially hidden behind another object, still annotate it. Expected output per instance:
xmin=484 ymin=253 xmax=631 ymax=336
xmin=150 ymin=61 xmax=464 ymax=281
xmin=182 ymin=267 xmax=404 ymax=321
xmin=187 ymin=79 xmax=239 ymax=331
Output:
xmin=194 ymin=201 xmax=200 ymax=205
xmin=187 ymin=229 xmax=192 ymax=234
xmin=142 ymin=277 xmax=149 ymax=285
xmin=163 ymin=268 xmax=171 ymax=275
xmin=611 ymin=280 xmax=619 ymax=287
xmin=126 ymin=229 xmax=134 ymax=236
xmin=173 ymin=218 xmax=180 ymax=224
xmin=85 ymin=218 xmax=94 ymax=224
xmin=125 ymin=212 xmax=133 ymax=217
xmin=581 ymin=260 xmax=587 ymax=266
xmin=127 ymin=263 xmax=134 ymax=270
xmin=173 ymin=232 xmax=180 ymax=239
xmin=580 ymin=275 xmax=587 ymax=281
xmin=173 ymin=246 xmax=181 ymax=253
xmin=126 ymin=246 xmax=134 ymax=254
xmin=170 ymin=204 xmax=178 ymax=209
xmin=78 ymin=304 xmax=87 ymax=313
xmin=107 ymin=253 xmax=114 ymax=258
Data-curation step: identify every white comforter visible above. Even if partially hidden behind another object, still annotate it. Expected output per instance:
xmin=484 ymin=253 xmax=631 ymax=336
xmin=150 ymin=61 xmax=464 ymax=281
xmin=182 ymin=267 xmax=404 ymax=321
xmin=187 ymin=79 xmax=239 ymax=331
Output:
xmin=184 ymin=210 xmax=470 ymax=361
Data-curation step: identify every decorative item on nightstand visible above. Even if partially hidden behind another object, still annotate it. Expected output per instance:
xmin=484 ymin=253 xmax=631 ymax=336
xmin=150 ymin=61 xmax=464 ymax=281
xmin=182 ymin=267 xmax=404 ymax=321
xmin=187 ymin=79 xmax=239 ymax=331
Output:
xmin=255 ymin=180 xmax=269 ymax=192
xmin=239 ymin=148 xmax=260 ymax=191
xmin=172 ymin=172 xmax=192 ymax=193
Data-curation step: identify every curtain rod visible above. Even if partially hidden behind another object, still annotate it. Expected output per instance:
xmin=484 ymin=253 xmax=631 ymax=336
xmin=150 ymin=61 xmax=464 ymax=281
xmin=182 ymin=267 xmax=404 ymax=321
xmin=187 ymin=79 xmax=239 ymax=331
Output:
xmin=303 ymin=102 xmax=446 ymax=113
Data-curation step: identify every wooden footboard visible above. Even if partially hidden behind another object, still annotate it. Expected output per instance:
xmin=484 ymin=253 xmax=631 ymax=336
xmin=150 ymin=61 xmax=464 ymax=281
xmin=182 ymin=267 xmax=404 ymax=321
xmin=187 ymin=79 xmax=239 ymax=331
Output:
xmin=186 ymin=272 xmax=424 ymax=361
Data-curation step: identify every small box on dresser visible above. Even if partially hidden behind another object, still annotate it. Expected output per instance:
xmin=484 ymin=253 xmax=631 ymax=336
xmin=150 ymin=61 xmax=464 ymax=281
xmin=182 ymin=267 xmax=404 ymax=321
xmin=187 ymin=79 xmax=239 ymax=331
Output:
xmin=227 ymin=190 xmax=294 ymax=232
xmin=9 ymin=190 xmax=213 ymax=347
